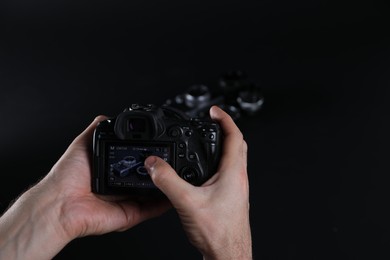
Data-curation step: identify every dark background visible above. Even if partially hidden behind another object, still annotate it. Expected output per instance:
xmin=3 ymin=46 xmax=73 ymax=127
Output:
xmin=1 ymin=0 xmax=390 ymax=259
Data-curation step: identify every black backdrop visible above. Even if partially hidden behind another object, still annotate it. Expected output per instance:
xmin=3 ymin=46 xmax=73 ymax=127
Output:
xmin=1 ymin=1 xmax=390 ymax=259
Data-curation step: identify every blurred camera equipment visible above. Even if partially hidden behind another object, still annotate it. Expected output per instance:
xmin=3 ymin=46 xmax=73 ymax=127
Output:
xmin=164 ymin=70 xmax=264 ymax=121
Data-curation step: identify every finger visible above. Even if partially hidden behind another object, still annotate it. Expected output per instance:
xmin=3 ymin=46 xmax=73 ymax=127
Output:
xmin=116 ymin=198 xmax=172 ymax=231
xmin=144 ymin=156 xmax=194 ymax=209
xmin=136 ymin=197 xmax=172 ymax=221
xmin=52 ymin=115 xmax=108 ymax=171
xmin=95 ymin=194 xmax=132 ymax=202
xmin=243 ymin=139 xmax=248 ymax=169
xmin=72 ymin=115 xmax=108 ymax=147
xmin=209 ymin=106 xmax=245 ymax=172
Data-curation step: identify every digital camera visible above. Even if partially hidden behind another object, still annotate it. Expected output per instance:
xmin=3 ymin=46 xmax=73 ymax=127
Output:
xmin=92 ymin=104 xmax=222 ymax=195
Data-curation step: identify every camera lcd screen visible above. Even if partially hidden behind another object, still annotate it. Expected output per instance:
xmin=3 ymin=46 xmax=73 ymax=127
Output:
xmin=106 ymin=142 xmax=173 ymax=188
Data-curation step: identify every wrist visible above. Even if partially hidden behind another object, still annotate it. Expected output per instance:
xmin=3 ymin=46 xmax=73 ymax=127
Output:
xmin=202 ymin=239 xmax=252 ymax=260
xmin=0 ymin=179 xmax=72 ymax=259
xmin=200 ymin=218 xmax=252 ymax=260
xmin=203 ymin=242 xmax=252 ymax=260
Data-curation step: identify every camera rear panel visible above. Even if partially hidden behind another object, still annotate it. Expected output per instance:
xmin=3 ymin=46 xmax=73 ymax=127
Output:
xmin=92 ymin=105 xmax=222 ymax=195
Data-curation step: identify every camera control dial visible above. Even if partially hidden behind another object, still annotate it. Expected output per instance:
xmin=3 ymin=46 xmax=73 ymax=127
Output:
xmin=180 ymin=167 xmax=199 ymax=184
xmin=168 ymin=126 xmax=183 ymax=137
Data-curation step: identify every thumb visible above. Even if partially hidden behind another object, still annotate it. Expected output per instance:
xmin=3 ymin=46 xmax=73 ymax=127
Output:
xmin=145 ymin=156 xmax=194 ymax=208
xmin=71 ymin=115 xmax=108 ymax=148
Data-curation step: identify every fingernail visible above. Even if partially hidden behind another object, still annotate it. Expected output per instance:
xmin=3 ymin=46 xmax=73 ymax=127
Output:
xmin=145 ymin=156 xmax=157 ymax=173
xmin=209 ymin=106 xmax=221 ymax=119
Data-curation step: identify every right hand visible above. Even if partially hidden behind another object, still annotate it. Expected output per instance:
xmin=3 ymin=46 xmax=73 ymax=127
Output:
xmin=145 ymin=106 xmax=252 ymax=260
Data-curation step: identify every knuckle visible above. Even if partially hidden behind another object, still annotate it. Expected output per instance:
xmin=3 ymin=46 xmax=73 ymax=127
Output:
xmin=94 ymin=115 xmax=107 ymax=122
xmin=242 ymin=140 xmax=248 ymax=153
xmin=243 ymin=139 xmax=248 ymax=148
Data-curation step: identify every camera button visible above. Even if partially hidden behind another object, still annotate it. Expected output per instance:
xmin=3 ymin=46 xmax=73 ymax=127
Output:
xmin=181 ymin=167 xmax=199 ymax=184
xmin=185 ymin=130 xmax=193 ymax=137
xmin=178 ymin=143 xmax=185 ymax=149
xmin=209 ymin=134 xmax=215 ymax=140
xmin=188 ymin=152 xmax=197 ymax=160
xmin=178 ymin=153 xmax=185 ymax=158
xmin=210 ymin=143 xmax=216 ymax=154
xmin=168 ymin=127 xmax=182 ymax=137
xmin=131 ymin=104 xmax=140 ymax=110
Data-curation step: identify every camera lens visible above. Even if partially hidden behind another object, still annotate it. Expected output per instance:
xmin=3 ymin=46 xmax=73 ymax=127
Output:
xmin=218 ymin=70 xmax=247 ymax=92
xmin=219 ymin=104 xmax=241 ymax=121
xmin=184 ymin=85 xmax=211 ymax=108
xmin=237 ymin=85 xmax=264 ymax=114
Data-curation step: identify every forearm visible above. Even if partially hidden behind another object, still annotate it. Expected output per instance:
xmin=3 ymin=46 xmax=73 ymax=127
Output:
xmin=0 ymin=183 xmax=70 ymax=259
xmin=202 ymin=220 xmax=252 ymax=260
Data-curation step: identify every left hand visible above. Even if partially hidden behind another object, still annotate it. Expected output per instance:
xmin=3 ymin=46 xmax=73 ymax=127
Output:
xmin=0 ymin=116 xmax=171 ymax=259
xmin=45 ymin=115 xmax=171 ymax=238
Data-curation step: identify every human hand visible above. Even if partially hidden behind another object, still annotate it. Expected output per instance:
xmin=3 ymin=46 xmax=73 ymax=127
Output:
xmin=0 ymin=116 xmax=170 ymax=259
xmin=45 ymin=116 xmax=171 ymax=238
xmin=145 ymin=106 xmax=252 ymax=260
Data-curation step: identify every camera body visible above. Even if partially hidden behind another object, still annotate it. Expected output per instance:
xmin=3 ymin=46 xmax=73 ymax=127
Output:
xmin=92 ymin=104 xmax=222 ymax=195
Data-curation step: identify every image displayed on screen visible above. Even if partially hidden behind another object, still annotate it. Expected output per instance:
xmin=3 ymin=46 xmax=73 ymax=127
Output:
xmin=107 ymin=143 xmax=172 ymax=188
